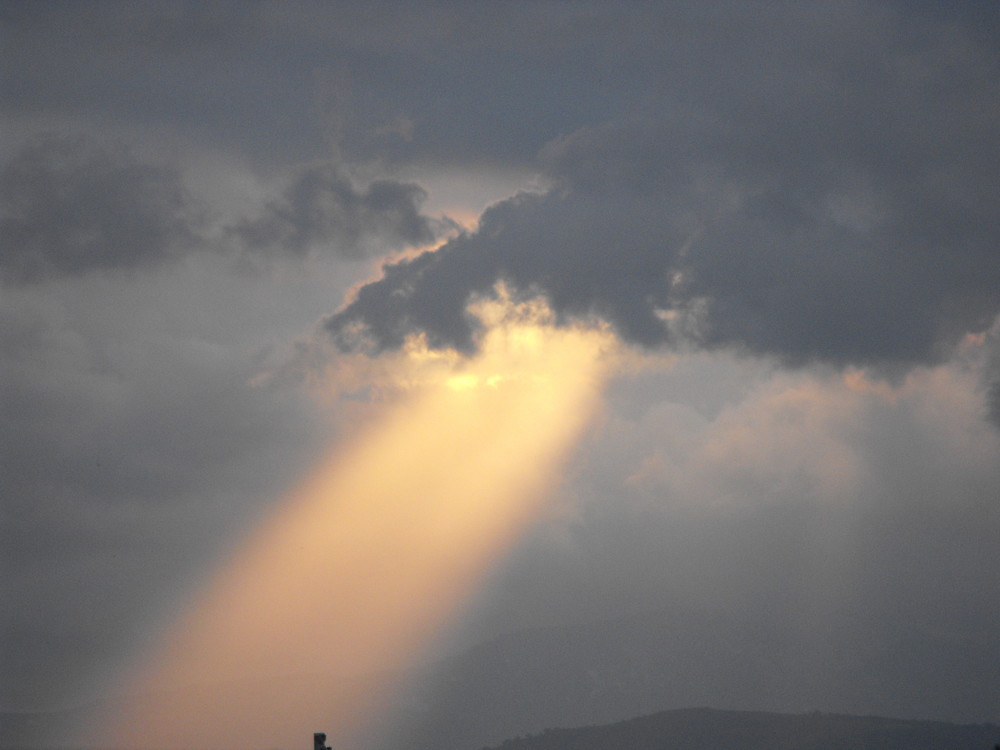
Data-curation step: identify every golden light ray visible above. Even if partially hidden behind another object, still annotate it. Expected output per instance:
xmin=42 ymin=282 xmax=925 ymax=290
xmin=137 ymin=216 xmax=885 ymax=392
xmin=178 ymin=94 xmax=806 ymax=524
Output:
xmin=95 ymin=301 xmax=613 ymax=750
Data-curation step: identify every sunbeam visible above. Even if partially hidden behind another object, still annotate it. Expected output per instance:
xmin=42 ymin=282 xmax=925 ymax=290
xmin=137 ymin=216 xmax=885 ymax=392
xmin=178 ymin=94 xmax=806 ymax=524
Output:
xmin=94 ymin=298 xmax=614 ymax=750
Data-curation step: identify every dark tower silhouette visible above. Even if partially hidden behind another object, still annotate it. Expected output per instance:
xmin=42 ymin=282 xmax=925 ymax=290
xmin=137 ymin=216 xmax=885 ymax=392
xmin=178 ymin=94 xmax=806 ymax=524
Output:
xmin=314 ymin=733 xmax=331 ymax=750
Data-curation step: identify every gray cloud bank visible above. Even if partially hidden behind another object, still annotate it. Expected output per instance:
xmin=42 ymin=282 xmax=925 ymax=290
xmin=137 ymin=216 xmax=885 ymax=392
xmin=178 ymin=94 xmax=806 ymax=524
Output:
xmin=327 ymin=5 xmax=1000 ymax=368
xmin=0 ymin=286 xmax=329 ymax=710
xmin=0 ymin=135 xmax=201 ymax=283
xmin=227 ymin=163 xmax=435 ymax=261
xmin=0 ymin=136 xmax=439 ymax=282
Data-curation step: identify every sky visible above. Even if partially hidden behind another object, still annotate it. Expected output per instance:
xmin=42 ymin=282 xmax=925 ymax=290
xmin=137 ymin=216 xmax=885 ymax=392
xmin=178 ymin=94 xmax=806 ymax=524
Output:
xmin=2 ymin=0 xmax=1000 ymax=745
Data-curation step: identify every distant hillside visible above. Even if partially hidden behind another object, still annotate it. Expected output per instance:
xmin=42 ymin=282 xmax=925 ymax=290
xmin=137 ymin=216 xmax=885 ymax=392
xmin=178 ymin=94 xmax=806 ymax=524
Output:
xmin=481 ymin=708 xmax=1000 ymax=750
xmin=384 ymin=609 xmax=1000 ymax=750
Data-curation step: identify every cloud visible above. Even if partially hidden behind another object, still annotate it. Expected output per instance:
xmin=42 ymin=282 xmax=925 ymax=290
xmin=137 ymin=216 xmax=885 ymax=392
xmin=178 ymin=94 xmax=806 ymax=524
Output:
xmin=0 ymin=132 xmax=440 ymax=285
xmin=227 ymin=163 xmax=436 ymax=260
xmin=325 ymin=8 xmax=1000 ymax=369
xmin=478 ymin=351 xmax=1000 ymax=656
xmin=0 ymin=285 xmax=328 ymax=709
xmin=981 ymin=326 xmax=1000 ymax=429
xmin=0 ymin=135 xmax=203 ymax=284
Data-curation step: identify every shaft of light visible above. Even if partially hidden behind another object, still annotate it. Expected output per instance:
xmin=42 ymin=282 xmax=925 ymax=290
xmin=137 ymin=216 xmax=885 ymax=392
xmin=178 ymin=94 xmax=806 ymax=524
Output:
xmin=95 ymin=319 xmax=610 ymax=750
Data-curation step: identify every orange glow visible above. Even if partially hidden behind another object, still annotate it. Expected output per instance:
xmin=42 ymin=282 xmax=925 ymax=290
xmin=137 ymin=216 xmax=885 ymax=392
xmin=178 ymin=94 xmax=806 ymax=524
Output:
xmin=95 ymin=301 xmax=613 ymax=750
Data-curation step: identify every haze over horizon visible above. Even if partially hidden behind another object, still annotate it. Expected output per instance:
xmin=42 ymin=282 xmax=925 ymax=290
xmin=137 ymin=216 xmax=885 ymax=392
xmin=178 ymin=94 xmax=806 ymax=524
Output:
xmin=2 ymin=2 xmax=999 ymax=748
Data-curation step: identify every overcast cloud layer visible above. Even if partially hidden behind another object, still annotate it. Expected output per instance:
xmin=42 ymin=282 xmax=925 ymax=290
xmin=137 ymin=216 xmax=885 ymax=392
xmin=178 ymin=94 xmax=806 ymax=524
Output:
xmin=327 ymin=12 xmax=1000 ymax=365
xmin=2 ymin=1 xmax=999 ymax=743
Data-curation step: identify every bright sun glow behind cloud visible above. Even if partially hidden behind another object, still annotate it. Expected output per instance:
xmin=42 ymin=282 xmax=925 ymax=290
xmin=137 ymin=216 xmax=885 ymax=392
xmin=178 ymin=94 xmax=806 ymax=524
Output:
xmin=94 ymin=294 xmax=615 ymax=750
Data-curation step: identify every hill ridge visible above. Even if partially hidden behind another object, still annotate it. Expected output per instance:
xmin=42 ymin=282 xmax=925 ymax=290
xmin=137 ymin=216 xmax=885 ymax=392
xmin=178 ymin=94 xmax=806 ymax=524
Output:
xmin=483 ymin=706 xmax=1000 ymax=750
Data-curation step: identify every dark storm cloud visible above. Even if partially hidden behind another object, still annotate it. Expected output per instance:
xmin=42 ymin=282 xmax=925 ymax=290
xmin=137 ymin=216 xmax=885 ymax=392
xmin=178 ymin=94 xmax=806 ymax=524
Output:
xmin=227 ymin=163 xmax=435 ymax=260
xmin=0 ymin=135 xmax=202 ymax=283
xmin=1 ymin=0 xmax=642 ymax=168
xmin=326 ymin=5 xmax=1000 ymax=368
xmin=326 ymin=189 xmax=686 ymax=353
xmin=0 ymin=132 xmax=439 ymax=282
